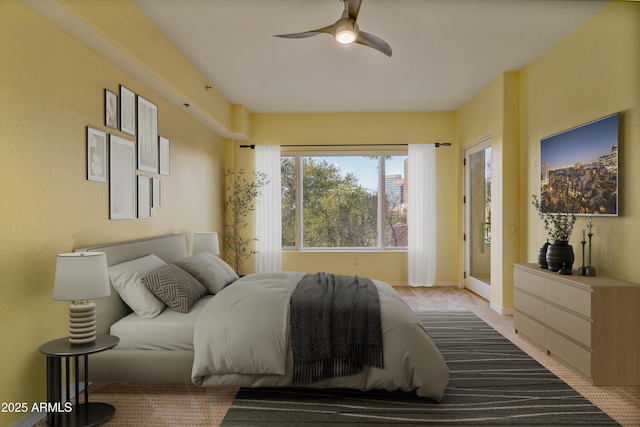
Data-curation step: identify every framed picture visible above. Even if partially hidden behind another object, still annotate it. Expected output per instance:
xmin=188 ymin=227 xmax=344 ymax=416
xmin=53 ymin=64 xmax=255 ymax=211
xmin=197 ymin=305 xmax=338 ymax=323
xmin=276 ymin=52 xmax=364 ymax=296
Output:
xmin=159 ymin=136 xmax=170 ymax=176
xmin=137 ymin=96 xmax=158 ymax=173
xmin=138 ymin=176 xmax=151 ymax=218
xmin=152 ymin=177 xmax=161 ymax=207
xmin=109 ymin=135 xmax=136 ymax=219
xmin=104 ymin=89 xmax=118 ymax=130
xmin=540 ymin=112 xmax=619 ymax=216
xmin=86 ymin=127 xmax=107 ymax=182
xmin=119 ymin=85 xmax=136 ymax=136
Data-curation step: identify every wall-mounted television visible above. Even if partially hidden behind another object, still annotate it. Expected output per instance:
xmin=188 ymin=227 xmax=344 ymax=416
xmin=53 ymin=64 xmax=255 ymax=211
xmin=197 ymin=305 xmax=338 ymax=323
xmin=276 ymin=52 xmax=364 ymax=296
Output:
xmin=540 ymin=112 xmax=619 ymax=216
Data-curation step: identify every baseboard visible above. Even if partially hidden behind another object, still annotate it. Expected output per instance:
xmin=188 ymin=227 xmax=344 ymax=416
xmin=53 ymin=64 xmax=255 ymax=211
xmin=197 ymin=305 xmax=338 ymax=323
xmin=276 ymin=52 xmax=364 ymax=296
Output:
xmin=10 ymin=410 xmax=44 ymax=427
xmin=10 ymin=382 xmax=86 ymax=427
xmin=489 ymin=302 xmax=514 ymax=316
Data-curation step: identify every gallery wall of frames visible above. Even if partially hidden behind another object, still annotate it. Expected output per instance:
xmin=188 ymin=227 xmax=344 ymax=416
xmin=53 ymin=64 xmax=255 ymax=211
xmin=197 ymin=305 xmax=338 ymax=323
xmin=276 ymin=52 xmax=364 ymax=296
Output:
xmin=86 ymin=85 xmax=170 ymax=219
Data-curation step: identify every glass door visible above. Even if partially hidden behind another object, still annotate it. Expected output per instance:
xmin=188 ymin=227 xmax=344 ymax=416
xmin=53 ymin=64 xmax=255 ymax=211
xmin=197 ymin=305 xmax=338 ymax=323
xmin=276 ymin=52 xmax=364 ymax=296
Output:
xmin=464 ymin=138 xmax=492 ymax=300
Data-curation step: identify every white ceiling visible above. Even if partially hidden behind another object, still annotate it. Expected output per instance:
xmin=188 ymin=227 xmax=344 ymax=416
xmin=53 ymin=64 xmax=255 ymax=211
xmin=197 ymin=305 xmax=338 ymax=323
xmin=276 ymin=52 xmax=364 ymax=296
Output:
xmin=133 ymin=0 xmax=608 ymax=114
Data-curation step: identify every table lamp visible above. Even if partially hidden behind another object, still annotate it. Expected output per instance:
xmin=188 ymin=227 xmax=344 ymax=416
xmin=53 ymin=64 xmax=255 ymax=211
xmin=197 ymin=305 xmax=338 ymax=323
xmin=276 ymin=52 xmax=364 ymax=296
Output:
xmin=193 ymin=232 xmax=220 ymax=256
xmin=53 ymin=252 xmax=111 ymax=345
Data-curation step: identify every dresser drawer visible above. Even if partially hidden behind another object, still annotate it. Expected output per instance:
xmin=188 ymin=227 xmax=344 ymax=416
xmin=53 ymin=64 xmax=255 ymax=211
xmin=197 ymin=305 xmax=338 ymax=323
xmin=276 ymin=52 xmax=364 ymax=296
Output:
xmin=514 ymin=311 xmax=546 ymax=348
xmin=546 ymin=304 xmax=592 ymax=348
xmin=545 ymin=281 xmax=591 ymax=318
xmin=546 ymin=329 xmax=592 ymax=378
xmin=514 ymin=289 xmax=545 ymax=321
xmin=514 ymin=268 xmax=545 ymax=298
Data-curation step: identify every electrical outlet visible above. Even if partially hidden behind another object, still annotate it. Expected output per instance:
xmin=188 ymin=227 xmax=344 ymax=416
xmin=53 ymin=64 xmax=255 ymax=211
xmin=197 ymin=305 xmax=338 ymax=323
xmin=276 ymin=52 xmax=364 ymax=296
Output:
xmin=353 ymin=258 xmax=359 ymax=265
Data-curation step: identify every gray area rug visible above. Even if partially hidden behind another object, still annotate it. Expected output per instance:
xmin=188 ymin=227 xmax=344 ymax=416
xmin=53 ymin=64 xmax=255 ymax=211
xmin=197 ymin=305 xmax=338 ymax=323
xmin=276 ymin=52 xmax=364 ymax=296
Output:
xmin=220 ymin=311 xmax=619 ymax=426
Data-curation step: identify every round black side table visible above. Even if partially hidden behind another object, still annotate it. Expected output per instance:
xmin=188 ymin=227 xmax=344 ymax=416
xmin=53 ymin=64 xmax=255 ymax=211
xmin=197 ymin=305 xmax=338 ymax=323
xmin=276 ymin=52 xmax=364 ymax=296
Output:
xmin=39 ymin=334 xmax=119 ymax=427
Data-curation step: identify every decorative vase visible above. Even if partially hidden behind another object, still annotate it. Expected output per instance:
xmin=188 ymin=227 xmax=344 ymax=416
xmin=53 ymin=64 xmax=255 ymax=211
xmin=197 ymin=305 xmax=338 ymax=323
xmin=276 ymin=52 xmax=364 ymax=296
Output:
xmin=538 ymin=241 xmax=550 ymax=269
xmin=546 ymin=240 xmax=574 ymax=272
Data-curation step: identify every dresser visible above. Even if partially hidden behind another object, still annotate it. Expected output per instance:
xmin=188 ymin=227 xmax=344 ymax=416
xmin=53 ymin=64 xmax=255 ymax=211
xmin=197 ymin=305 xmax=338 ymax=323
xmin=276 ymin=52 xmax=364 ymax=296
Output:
xmin=513 ymin=263 xmax=640 ymax=385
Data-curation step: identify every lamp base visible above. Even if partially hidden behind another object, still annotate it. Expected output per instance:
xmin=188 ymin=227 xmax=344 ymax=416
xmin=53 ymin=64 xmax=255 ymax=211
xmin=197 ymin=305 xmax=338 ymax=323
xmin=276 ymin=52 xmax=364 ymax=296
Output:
xmin=69 ymin=301 xmax=97 ymax=345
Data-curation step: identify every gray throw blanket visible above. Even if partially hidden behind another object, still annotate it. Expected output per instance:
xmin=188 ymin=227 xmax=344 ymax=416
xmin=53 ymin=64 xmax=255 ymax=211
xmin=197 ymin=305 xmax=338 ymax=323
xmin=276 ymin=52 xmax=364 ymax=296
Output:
xmin=290 ymin=273 xmax=384 ymax=386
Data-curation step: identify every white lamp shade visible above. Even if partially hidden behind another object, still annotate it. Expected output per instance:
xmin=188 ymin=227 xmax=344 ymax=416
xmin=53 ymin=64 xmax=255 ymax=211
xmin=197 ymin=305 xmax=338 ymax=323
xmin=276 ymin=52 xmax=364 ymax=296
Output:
xmin=53 ymin=252 xmax=111 ymax=301
xmin=193 ymin=232 xmax=220 ymax=256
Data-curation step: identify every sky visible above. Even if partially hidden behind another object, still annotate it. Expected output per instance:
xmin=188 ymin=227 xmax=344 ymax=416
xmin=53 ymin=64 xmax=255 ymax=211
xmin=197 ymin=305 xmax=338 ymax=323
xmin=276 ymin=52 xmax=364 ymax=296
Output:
xmin=540 ymin=113 xmax=618 ymax=170
xmin=322 ymin=155 xmax=407 ymax=191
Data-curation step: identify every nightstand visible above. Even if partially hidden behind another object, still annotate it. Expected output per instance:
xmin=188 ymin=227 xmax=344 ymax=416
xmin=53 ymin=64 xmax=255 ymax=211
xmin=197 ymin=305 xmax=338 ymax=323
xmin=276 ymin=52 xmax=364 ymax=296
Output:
xmin=39 ymin=334 xmax=119 ymax=427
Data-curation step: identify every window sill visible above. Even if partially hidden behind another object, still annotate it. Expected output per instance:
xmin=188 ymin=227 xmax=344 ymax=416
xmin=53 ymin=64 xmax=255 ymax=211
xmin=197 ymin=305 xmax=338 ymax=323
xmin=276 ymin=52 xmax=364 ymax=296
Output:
xmin=283 ymin=248 xmax=407 ymax=253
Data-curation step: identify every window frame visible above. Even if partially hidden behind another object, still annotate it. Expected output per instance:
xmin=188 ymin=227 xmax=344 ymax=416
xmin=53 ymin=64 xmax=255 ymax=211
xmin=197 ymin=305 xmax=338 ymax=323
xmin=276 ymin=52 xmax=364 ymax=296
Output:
xmin=282 ymin=150 xmax=408 ymax=251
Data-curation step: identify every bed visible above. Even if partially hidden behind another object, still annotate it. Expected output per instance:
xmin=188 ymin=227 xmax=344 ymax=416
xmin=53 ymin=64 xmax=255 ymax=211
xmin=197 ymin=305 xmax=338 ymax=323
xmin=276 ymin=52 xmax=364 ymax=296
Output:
xmin=77 ymin=234 xmax=450 ymax=401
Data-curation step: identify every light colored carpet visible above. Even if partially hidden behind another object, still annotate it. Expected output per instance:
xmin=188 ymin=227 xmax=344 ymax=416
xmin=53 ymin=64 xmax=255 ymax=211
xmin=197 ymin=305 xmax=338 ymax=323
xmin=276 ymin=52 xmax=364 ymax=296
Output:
xmin=33 ymin=286 xmax=640 ymax=426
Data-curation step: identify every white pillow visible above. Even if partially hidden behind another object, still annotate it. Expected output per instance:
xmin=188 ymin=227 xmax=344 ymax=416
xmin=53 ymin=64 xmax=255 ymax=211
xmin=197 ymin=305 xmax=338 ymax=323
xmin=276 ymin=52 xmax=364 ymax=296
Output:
xmin=108 ymin=254 xmax=167 ymax=318
xmin=173 ymin=252 xmax=239 ymax=294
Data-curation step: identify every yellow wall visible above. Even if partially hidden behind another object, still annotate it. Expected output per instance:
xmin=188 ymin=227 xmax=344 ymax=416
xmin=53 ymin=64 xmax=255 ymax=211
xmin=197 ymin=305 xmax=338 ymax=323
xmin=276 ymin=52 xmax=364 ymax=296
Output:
xmin=456 ymin=1 xmax=640 ymax=308
xmin=456 ymin=73 xmax=520 ymax=312
xmin=235 ymin=112 xmax=460 ymax=284
xmin=520 ymin=2 xmax=640 ymax=283
xmin=58 ymin=0 xmax=234 ymax=136
xmin=0 ymin=2 xmax=224 ymax=424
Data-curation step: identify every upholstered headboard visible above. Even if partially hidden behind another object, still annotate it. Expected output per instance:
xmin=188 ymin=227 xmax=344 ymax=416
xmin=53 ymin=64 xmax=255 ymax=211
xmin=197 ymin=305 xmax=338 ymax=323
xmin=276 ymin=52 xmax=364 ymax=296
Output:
xmin=75 ymin=234 xmax=188 ymax=333
xmin=76 ymin=234 xmax=188 ymax=266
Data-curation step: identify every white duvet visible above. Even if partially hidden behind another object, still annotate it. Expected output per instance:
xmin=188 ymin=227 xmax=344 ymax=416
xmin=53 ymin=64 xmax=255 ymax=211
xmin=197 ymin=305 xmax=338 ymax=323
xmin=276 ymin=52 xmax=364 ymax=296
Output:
xmin=191 ymin=272 xmax=450 ymax=401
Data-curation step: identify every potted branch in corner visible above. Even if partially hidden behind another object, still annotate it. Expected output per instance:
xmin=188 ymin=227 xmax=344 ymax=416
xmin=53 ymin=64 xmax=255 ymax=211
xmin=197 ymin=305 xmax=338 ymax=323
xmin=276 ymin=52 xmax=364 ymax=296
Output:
xmin=532 ymin=195 xmax=576 ymax=273
xmin=223 ymin=168 xmax=268 ymax=275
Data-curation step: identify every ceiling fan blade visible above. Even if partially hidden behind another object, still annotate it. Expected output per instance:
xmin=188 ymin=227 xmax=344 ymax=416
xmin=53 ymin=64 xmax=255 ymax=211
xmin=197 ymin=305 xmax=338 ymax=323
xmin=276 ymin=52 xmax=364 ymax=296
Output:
xmin=347 ymin=0 xmax=363 ymax=21
xmin=274 ymin=31 xmax=323 ymax=39
xmin=274 ymin=23 xmax=337 ymax=39
xmin=356 ymin=31 xmax=392 ymax=57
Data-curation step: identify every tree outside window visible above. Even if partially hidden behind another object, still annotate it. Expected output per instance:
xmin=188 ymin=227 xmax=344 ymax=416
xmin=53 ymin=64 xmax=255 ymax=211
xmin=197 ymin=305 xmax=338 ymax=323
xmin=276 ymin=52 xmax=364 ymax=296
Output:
xmin=282 ymin=154 xmax=408 ymax=250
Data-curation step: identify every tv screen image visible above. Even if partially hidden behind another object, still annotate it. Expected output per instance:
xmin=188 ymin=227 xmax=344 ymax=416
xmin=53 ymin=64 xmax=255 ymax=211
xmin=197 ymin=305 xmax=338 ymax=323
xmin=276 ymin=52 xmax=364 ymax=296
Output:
xmin=540 ymin=113 xmax=619 ymax=216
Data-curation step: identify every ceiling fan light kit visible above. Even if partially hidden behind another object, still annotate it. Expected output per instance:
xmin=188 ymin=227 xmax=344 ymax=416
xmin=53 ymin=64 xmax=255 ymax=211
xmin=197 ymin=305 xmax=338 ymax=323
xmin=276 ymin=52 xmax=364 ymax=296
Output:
xmin=336 ymin=31 xmax=356 ymax=44
xmin=274 ymin=0 xmax=392 ymax=57
xmin=335 ymin=20 xmax=358 ymax=44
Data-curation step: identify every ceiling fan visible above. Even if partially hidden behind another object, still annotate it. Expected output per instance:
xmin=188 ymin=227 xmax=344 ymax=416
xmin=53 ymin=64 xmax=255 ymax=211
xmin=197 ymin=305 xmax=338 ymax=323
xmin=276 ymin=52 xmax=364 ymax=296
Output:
xmin=274 ymin=0 xmax=392 ymax=57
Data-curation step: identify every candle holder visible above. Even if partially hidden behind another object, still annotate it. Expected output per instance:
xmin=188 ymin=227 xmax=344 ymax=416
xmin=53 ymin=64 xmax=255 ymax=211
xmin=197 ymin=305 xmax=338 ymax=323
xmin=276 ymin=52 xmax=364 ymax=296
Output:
xmin=577 ymin=239 xmax=588 ymax=275
xmin=579 ymin=232 xmax=596 ymax=276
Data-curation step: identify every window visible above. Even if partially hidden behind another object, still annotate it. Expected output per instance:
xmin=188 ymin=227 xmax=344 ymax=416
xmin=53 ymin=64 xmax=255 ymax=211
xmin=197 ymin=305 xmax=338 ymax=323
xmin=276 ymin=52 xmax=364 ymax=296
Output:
xmin=282 ymin=154 xmax=408 ymax=250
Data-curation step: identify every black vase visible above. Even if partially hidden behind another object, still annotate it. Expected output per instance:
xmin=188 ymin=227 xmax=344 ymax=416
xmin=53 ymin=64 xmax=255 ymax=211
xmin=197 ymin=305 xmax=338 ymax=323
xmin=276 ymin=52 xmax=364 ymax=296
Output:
xmin=538 ymin=241 xmax=550 ymax=269
xmin=546 ymin=240 xmax=574 ymax=272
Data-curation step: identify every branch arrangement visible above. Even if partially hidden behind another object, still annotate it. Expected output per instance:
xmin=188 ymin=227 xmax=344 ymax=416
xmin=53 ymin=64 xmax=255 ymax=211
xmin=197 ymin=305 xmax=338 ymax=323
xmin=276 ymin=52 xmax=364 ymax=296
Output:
xmin=532 ymin=195 xmax=576 ymax=242
xmin=224 ymin=169 xmax=268 ymax=273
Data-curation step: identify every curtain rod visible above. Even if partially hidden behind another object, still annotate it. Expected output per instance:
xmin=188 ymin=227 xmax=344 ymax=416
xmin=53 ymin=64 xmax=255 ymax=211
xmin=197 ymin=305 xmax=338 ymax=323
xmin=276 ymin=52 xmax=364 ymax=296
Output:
xmin=239 ymin=143 xmax=451 ymax=149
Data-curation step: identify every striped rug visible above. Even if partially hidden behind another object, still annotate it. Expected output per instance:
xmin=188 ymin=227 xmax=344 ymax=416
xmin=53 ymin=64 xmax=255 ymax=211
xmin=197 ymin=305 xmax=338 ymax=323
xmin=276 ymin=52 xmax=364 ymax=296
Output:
xmin=220 ymin=311 xmax=619 ymax=426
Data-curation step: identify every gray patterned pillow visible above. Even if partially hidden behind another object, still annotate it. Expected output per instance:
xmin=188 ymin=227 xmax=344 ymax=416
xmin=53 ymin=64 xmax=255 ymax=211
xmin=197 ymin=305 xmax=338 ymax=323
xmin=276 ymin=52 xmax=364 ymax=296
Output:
xmin=142 ymin=264 xmax=207 ymax=313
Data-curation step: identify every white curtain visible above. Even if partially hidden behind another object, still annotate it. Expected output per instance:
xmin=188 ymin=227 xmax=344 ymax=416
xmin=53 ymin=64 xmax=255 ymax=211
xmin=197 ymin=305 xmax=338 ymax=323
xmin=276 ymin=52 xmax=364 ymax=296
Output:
xmin=407 ymin=144 xmax=437 ymax=286
xmin=255 ymin=145 xmax=282 ymax=272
